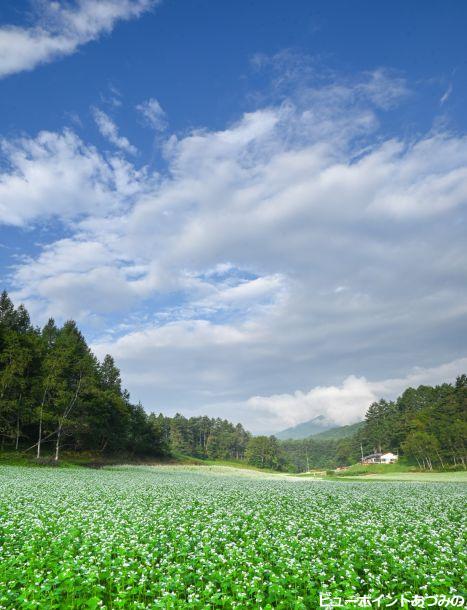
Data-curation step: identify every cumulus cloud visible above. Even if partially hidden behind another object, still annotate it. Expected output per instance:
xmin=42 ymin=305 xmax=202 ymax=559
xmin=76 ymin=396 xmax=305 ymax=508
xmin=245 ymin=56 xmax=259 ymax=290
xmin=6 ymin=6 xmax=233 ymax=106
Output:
xmin=0 ymin=0 xmax=155 ymax=78
xmin=244 ymin=357 xmax=467 ymax=432
xmin=93 ymin=108 xmax=137 ymax=154
xmin=136 ymin=98 xmax=167 ymax=131
xmin=5 ymin=67 xmax=467 ymax=429
xmin=247 ymin=376 xmax=376 ymax=429
xmin=11 ymin=238 xmax=141 ymax=321
xmin=0 ymin=129 xmax=145 ymax=226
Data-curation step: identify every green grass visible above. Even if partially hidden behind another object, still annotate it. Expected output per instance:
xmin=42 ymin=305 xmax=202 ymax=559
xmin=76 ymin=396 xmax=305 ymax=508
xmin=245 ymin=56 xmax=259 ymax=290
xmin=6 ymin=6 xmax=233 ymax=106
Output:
xmin=325 ymin=462 xmax=467 ymax=482
xmin=0 ymin=464 xmax=465 ymax=609
xmin=332 ymin=462 xmax=418 ymax=475
xmin=0 ymin=450 xmax=203 ymax=469
xmin=0 ymin=451 xmax=81 ymax=468
xmin=294 ymin=470 xmax=326 ymax=478
xmin=197 ymin=457 xmax=282 ymax=474
xmin=0 ymin=450 xmax=283 ymax=477
xmin=330 ymin=471 xmax=467 ymax=482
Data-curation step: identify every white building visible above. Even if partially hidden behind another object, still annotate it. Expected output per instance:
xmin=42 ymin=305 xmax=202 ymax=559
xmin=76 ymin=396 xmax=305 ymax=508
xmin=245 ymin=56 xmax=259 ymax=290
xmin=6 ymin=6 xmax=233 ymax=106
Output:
xmin=380 ymin=452 xmax=398 ymax=464
xmin=362 ymin=452 xmax=398 ymax=465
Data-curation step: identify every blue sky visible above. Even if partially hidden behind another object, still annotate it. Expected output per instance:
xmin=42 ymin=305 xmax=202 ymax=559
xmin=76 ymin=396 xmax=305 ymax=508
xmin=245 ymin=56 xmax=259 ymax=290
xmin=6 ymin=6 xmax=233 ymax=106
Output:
xmin=1 ymin=0 xmax=467 ymax=432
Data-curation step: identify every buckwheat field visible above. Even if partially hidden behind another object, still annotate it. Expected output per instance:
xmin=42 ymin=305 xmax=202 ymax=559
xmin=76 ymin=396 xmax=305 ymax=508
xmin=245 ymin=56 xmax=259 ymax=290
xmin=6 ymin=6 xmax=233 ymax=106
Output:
xmin=0 ymin=465 xmax=465 ymax=609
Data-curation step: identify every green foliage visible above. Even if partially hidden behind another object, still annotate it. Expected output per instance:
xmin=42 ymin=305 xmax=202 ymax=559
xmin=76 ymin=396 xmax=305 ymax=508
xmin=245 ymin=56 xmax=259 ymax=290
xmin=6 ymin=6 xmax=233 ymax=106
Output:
xmin=164 ymin=413 xmax=251 ymax=461
xmin=245 ymin=435 xmax=286 ymax=470
xmin=361 ymin=380 xmax=466 ymax=470
xmin=281 ymin=433 xmax=363 ymax=472
xmin=0 ymin=291 xmax=165 ymax=459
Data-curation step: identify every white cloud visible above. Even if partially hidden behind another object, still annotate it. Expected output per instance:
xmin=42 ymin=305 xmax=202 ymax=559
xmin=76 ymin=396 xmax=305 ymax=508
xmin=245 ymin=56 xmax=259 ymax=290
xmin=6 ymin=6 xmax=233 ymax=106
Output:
xmin=370 ymin=358 xmax=467 ymax=398
xmin=0 ymin=0 xmax=155 ymax=78
xmin=92 ymin=318 xmax=261 ymax=397
xmin=440 ymin=83 xmax=453 ymax=105
xmin=0 ymin=130 xmax=145 ymax=226
xmin=11 ymin=238 xmax=140 ymax=320
xmin=5 ymin=68 xmax=467 ymax=430
xmin=242 ymin=357 xmax=467 ymax=432
xmin=136 ymin=98 xmax=167 ymax=131
xmin=93 ymin=108 xmax=137 ymax=154
xmin=247 ymin=375 xmax=375 ymax=429
xmin=190 ymin=274 xmax=287 ymax=317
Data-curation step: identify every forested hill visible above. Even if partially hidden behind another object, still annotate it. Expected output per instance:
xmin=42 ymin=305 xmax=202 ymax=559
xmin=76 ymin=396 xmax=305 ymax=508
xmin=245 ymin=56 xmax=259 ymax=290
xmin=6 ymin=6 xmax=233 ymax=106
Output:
xmin=310 ymin=421 xmax=365 ymax=441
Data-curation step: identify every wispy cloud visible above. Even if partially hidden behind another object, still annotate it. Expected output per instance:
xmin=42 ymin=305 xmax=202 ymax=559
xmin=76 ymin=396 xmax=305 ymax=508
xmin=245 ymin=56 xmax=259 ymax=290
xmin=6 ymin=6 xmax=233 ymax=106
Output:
xmin=440 ymin=83 xmax=453 ymax=105
xmin=0 ymin=0 xmax=156 ymax=78
xmin=93 ymin=108 xmax=137 ymax=154
xmin=136 ymin=98 xmax=167 ymax=131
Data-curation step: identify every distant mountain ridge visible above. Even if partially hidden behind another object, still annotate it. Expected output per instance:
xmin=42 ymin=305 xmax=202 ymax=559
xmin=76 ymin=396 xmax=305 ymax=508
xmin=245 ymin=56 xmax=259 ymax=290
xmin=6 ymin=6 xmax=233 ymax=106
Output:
xmin=276 ymin=416 xmax=364 ymax=441
xmin=275 ymin=415 xmax=335 ymax=440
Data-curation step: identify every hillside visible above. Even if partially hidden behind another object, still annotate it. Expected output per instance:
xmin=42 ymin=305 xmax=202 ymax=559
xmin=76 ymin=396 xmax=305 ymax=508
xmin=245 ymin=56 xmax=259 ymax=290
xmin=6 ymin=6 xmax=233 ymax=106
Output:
xmin=310 ymin=421 xmax=365 ymax=441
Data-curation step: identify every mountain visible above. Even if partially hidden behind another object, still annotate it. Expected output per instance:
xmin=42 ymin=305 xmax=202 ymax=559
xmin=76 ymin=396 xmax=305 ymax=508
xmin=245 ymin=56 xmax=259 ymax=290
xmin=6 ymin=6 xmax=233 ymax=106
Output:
xmin=276 ymin=416 xmax=364 ymax=441
xmin=309 ymin=421 xmax=365 ymax=441
xmin=275 ymin=415 xmax=335 ymax=440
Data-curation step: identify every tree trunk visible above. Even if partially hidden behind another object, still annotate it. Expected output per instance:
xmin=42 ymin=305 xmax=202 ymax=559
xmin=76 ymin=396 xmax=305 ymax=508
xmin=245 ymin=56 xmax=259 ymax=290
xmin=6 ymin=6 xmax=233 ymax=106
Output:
xmin=54 ymin=424 xmax=62 ymax=462
xmin=37 ymin=408 xmax=42 ymax=459
xmin=53 ymin=374 xmax=82 ymax=463
xmin=36 ymin=389 xmax=47 ymax=459
xmin=15 ymin=402 xmax=20 ymax=451
xmin=435 ymin=448 xmax=445 ymax=470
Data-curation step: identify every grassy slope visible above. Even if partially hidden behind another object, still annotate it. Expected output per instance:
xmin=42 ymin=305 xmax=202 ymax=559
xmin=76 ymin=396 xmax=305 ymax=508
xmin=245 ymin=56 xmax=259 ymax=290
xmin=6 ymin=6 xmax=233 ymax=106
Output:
xmin=329 ymin=471 xmax=467 ymax=482
xmin=335 ymin=462 xmax=416 ymax=475
xmin=0 ymin=451 xmax=282 ymax=475
xmin=0 ymin=451 xmax=201 ymax=469
xmin=198 ymin=458 xmax=281 ymax=474
xmin=325 ymin=462 xmax=467 ymax=482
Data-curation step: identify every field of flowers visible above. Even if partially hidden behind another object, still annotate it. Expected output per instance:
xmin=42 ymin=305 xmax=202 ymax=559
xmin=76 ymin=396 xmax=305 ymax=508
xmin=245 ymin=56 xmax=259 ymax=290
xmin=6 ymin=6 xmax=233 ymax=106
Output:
xmin=0 ymin=465 xmax=465 ymax=609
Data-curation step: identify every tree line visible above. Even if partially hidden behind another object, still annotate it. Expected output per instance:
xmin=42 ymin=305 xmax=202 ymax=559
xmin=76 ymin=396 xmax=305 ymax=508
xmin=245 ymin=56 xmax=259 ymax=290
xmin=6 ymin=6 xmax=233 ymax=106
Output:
xmin=0 ymin=291 xmax=283 ymax=468
xmin=0 ymin=291 xmax=167 ymax=459
xmin=1 ymin=291 xmax=465 ymax=471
